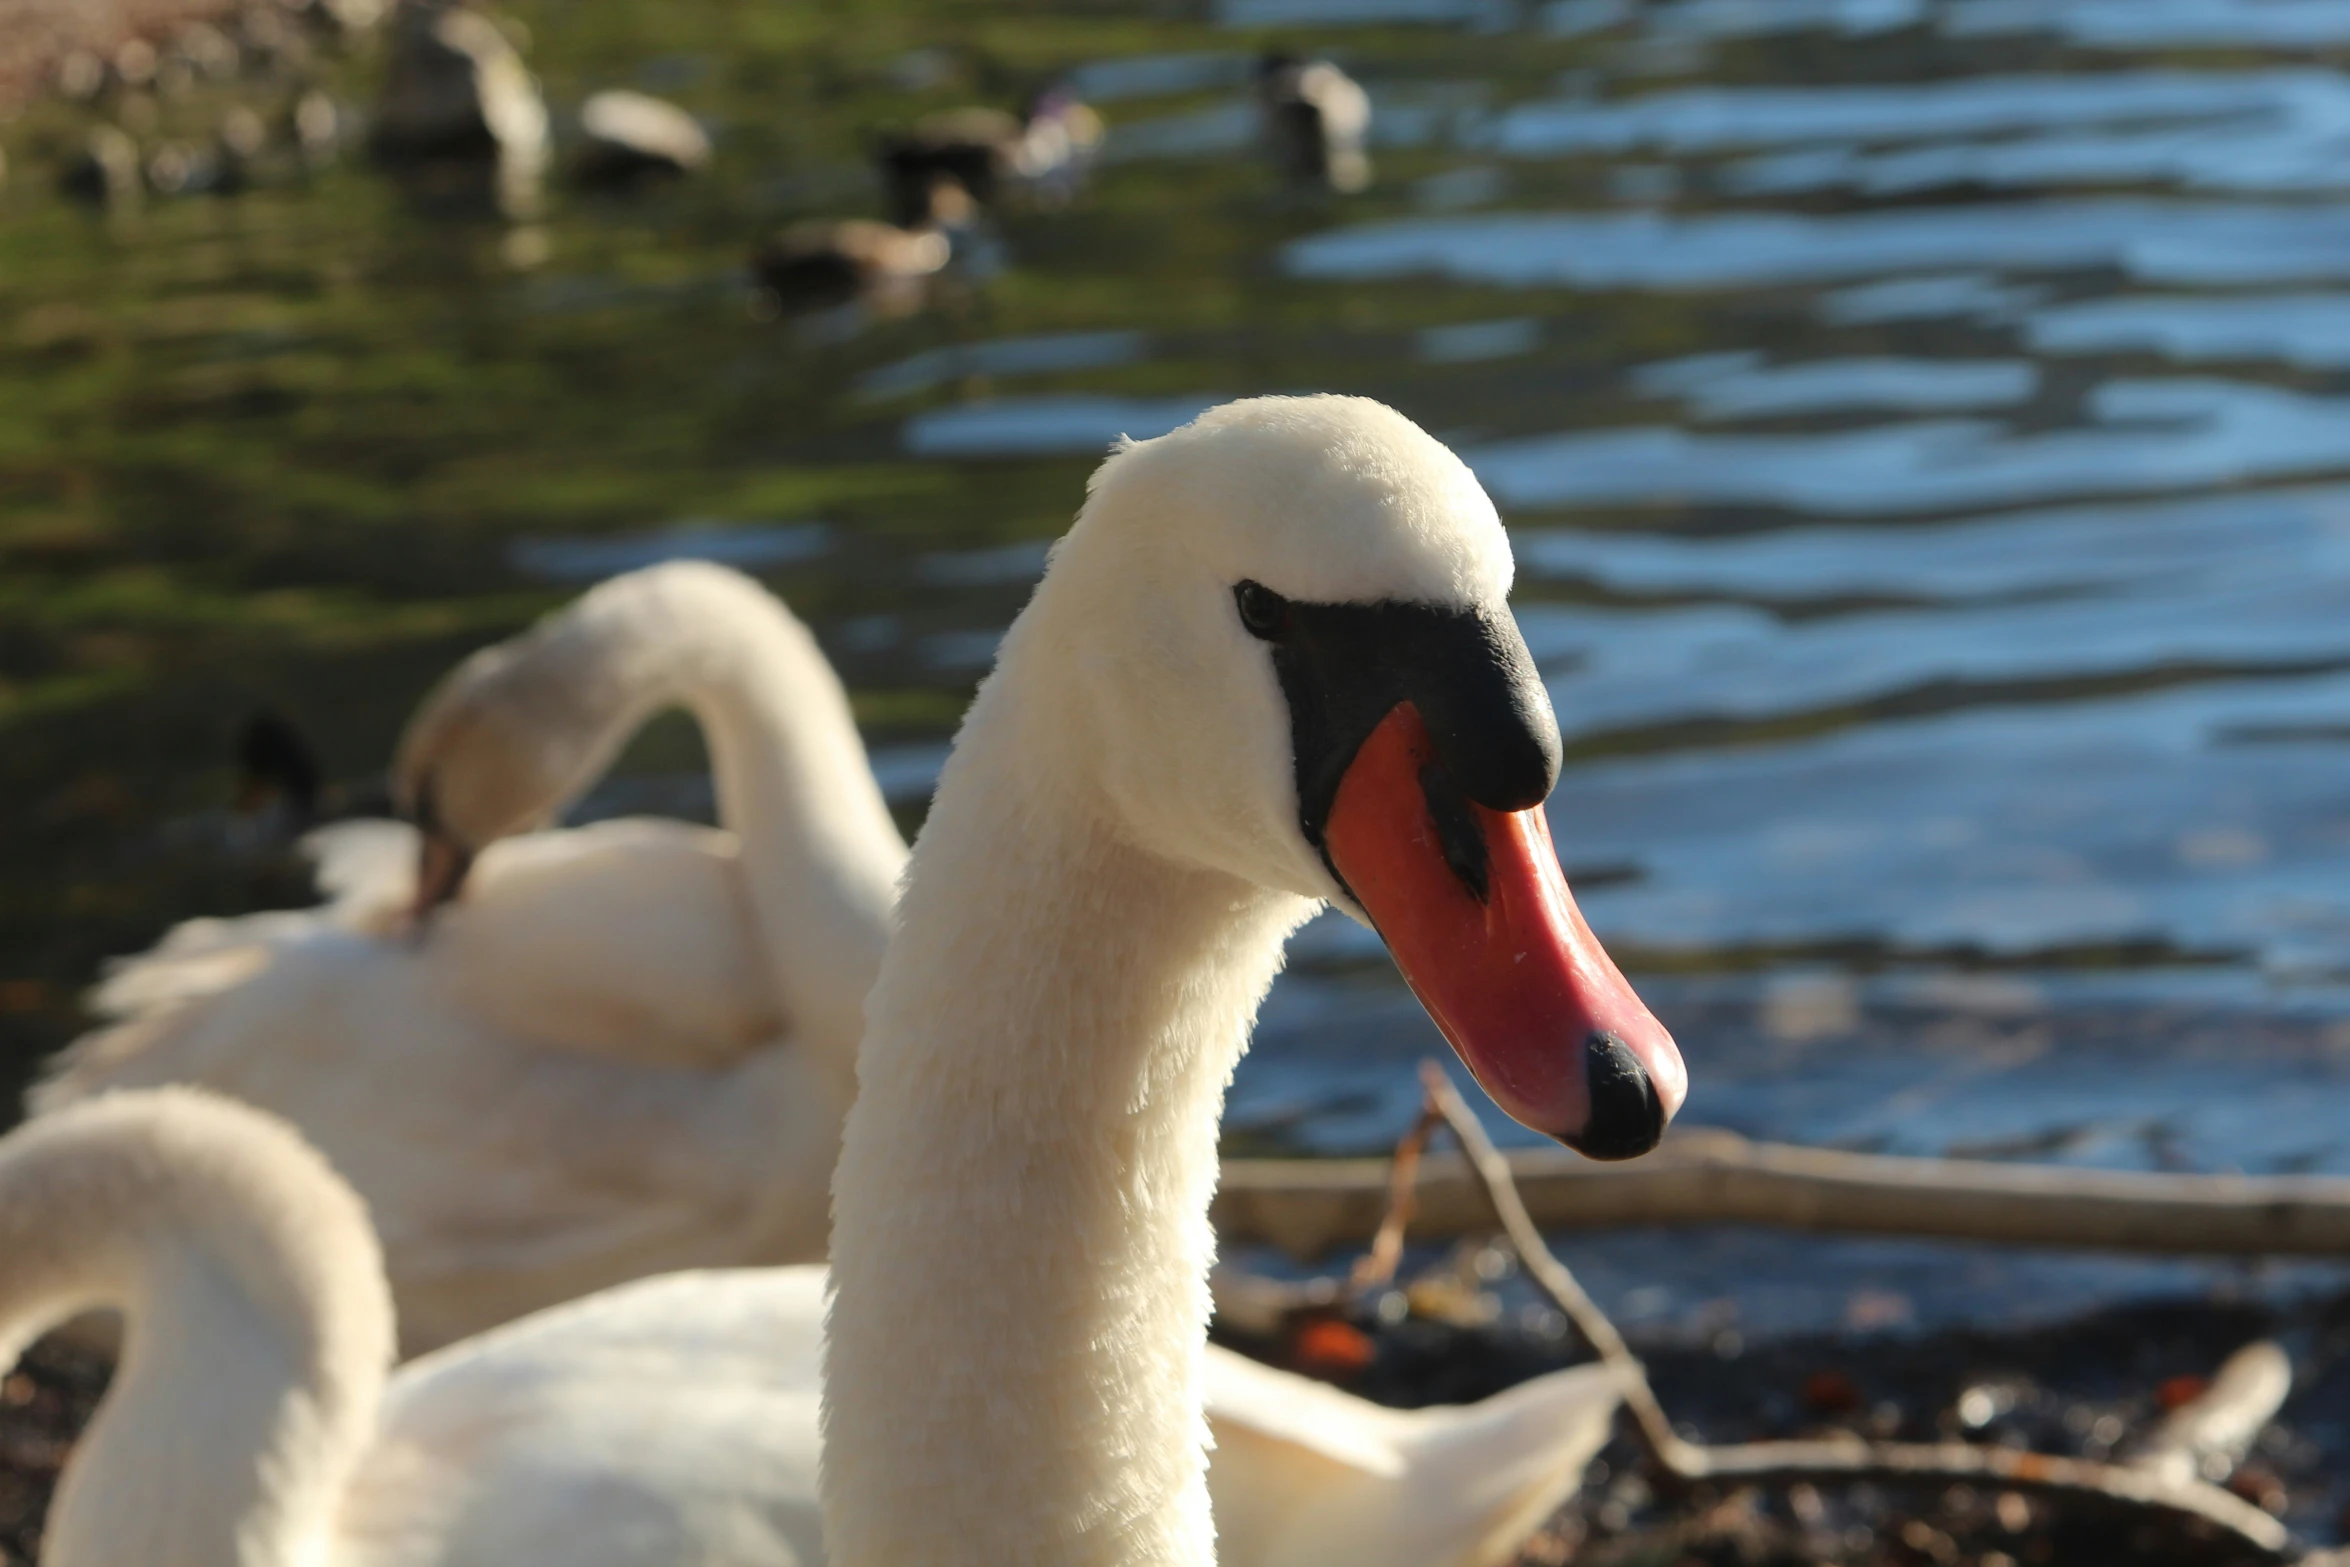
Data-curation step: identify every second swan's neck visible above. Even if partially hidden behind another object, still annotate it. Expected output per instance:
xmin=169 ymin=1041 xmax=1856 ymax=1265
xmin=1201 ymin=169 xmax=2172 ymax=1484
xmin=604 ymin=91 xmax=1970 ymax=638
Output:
xmin=0 ymin=1092 xmax=390 ymax=1567
xmin=590 ymin=566 xmax=909 ymax=1068
xmin=822 ymin=655 xmax=1313 ymax=1567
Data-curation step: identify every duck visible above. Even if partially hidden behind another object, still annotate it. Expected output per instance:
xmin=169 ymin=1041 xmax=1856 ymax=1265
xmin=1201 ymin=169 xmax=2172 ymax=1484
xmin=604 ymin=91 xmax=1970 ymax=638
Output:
xmin=229 ymin=708 xmax=325 ymax=844
xmin=0 ymin=1086 xmax=1630 ymax=1567
xmin=748 ymin=176 xmax=979 ymax=317
xmin=1256 ymin=54 xmax=1372 ymax=194
xmin=37 ymin=562 xmax=906 ymax=1354
xmin=11 ymin=393 xmax=1677 ymax=1566
xmin=873 ymin=86 xmax=1102 ymax=228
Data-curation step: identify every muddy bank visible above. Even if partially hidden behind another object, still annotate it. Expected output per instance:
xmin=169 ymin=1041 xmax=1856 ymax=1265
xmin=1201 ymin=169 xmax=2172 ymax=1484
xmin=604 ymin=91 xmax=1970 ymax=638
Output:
xmin=0 ymin=1336 xmax=108 ymax=1567
xmin=1214 ymin=1286 xmax=2350 ymax=1565
xmin=4 ymin=1285 xmax=2330 ymax=1564
xmin=0 ymin=0 xmax=294 ymax=114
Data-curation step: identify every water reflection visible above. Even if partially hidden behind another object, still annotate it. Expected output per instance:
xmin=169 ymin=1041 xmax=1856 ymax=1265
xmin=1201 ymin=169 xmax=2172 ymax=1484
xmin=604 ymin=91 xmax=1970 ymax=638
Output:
xmin=2027 ymin=293 xmax=2350 ymax=369
xmin=1286 ymin=202 xmax=2350 ymax=290
xmin=902 ymin=393 xmax=1224 ymax=457
xmin=19 ymin=0 xmax=2350 ymax=1332
xmin=1468 ymin=379 xmax=2350 ymax=513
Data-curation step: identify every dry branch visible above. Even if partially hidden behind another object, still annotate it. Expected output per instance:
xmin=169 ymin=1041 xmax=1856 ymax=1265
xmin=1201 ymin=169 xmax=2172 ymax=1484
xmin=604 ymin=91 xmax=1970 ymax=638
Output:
xmin=1406 ymin=1062 xmax=2297 ymax=1559
xmin=1215 ymin=1124 xmax=2350 ymax=1262
xmin=1345 ymin=1100 xmax=1439 ymax=1295
xmin=2129 ymin=1341 xmax=2293 ymax=1488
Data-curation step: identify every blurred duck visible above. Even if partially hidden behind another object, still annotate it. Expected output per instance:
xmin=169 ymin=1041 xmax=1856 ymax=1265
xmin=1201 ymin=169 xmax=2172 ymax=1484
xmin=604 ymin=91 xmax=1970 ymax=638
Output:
xmin=874 ymin=85 xmax=1102 ymax=227
xmin=0 ymin=1087 xmax=1628 ymax=1567
xmin=1257 ymin=53 xmax=1372 ymax=194
xmin=40 ymin=563 xmax=904 ymax=1354
xmin=749 ymin=177 xmax=978 ymax=316
xmin=232 ymin=708 xmax=325 ymax=838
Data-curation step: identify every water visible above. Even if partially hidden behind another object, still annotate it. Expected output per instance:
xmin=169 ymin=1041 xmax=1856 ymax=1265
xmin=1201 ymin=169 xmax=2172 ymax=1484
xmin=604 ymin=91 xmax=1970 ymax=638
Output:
xmin=11 ymin=0 xmax=2350 ymax=1333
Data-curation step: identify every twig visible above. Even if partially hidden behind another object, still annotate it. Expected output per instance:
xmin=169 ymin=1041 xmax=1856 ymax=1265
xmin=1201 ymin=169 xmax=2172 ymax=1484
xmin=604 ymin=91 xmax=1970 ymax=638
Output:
xmin=1346 ymin=1100 xmax=1440 ymax=1295
xmin=1416 ymin=1062 xmax=1689 ymax=1465
xmin=1213 ymin=1129 xmax=2350 ymax=1262
xmin=1411 ymin=1061 xmax=2295 ymax=1558
xmin=2129 ymin=1340 xmax=2293 ymax=1488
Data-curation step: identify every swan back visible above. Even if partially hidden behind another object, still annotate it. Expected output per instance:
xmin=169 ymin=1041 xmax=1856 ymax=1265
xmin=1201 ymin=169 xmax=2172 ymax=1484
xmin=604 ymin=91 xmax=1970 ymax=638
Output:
xmin=0 ymin=1088 xmax=393 ymax=1567
xmin=393 ymin=560 xmax=904 ymax=1070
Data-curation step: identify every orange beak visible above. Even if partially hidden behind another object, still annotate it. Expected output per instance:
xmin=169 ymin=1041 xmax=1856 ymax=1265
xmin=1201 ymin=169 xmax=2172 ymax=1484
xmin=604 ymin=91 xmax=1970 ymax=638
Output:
xmin=1324 ymin=705 xmax=1685 ymax=1158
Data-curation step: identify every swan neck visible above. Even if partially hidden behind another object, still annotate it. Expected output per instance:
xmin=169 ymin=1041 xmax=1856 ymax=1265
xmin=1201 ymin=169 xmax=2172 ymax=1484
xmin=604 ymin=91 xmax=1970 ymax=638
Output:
xmin=823 ymin=675 xmax=1312 ymax=1567
xmin=0 ymin=1109 xmax=389 ymax=1567
xmin=604 ymin=575 xmax=908 ymax=1070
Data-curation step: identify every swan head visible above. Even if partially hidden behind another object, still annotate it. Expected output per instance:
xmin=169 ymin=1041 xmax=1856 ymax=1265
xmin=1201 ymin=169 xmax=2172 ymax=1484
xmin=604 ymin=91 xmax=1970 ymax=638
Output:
xmin=1030 ymin=394 xmax=1684 ymax=1158
xmin=390 ymin=604 xmax=636 ymax=914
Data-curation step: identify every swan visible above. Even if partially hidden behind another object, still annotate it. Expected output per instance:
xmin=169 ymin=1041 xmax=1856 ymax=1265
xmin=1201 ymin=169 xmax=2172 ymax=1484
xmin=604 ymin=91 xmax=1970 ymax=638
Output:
xmin=16 ymin=395 xmax=1682 ymax=1566
xmin=822 ymin=392 xmax=1682 ymax=1562
xmin=0 ymin=1086 xmax=1629 ymax=1567
xmin=36 ymin=561 xmax=905 ymax=1353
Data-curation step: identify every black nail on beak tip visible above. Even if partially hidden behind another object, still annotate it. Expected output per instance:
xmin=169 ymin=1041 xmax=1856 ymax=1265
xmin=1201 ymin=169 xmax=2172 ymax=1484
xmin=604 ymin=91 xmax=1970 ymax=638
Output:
xmin=1559 ymin=1030 xmax=1665 ymax=1162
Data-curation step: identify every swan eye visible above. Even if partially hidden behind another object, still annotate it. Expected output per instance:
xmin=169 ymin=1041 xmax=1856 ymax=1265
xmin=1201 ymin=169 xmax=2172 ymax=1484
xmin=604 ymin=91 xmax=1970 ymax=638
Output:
xmin=1233 ymin=580 xmax=1291 ymax=640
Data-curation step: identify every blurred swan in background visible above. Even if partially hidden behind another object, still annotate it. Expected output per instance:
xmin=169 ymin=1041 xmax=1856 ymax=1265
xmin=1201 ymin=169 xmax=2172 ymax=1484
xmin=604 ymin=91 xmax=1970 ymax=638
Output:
xmin=36 ymin=562 xmax=905 ymax=1354
xmin=0 ymin=1087 xmax=1626 ymax=1567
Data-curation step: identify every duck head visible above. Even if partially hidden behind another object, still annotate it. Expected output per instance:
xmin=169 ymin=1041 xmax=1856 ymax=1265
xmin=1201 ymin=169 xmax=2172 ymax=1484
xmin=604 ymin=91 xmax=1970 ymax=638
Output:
xmin=1026 ymin=395 xmax=1684 ymax=1158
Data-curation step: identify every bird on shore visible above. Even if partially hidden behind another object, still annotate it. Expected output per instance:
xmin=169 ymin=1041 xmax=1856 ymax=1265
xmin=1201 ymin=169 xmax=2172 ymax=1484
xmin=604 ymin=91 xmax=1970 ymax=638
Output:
xmin=749 ymin=176 xmax=981 ymax=316
xmin=232 ymin=708 xmax=325 ymax=837
xmin=1257 ymin=53 xmax=1372 ymax=193
xmin=873 ymin=85 xmax=1102 ymax=227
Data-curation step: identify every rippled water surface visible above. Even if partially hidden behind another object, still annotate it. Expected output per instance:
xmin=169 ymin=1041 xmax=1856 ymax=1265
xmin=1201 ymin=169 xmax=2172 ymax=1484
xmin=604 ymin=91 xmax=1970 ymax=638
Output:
xmin=15 ymin=0 xmax=2350 ymax=1330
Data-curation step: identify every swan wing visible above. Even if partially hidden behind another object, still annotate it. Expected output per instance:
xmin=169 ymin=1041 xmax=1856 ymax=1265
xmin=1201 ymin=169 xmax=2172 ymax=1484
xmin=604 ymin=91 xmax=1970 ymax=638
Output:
xmin=41 ymin=816 xmax=779 ymax=1108
xmin=343 ymin=1269 xmax=828 ymax=1567
xmin=1204 ymin=1346 xmax=1410 ymax=1476
xmin=62 ymin=820 xmax=413 ymax=1035
xmin=1201 ymin=1350 xmax=1627 ymax=1567
xmin=38 ymin=915 xmax=842 ymax=1353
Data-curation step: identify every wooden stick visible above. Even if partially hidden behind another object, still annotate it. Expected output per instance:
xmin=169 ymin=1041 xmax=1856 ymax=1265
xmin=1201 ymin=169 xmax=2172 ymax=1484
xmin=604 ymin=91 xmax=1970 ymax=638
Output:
xmin=1346 ymin=1100 xmax=1440 ymax=1295
xmin=2128 ymin=1341 xmax=2293 ymax=1488
xmin=1412 ymin=1065 xmax=2296 ymax=1558
xmin=1415 ymin=1064 xmax=1689 ymax=1466
xmin=1214 ymin=1127 xmax=2350 ymax=1262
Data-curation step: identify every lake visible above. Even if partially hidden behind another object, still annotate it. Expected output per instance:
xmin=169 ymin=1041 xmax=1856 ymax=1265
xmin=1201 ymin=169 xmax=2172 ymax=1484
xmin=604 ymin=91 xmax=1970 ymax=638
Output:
xmin=10 ymin=0 xmax=2350 ymax=1336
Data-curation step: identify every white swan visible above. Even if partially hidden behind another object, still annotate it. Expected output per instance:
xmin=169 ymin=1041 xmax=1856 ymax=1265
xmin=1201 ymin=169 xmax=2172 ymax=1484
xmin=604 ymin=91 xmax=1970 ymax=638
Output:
xmin=14 ymin=396 xmax=1682 ymax=1566
xmin=0 ymin=1086 xmax=1629 ymax=1567
xmin=821 ymin=393 xmax=1682 ymax=1563
xmin=36 ymin=562 xmax=905 ymax=1353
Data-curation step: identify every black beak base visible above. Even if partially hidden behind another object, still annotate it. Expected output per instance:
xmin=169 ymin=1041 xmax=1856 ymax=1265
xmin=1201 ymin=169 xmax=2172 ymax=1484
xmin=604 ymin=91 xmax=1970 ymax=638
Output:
xmin=403 ymin=778 xmax=477 ymax=921
xmin=1251 ymin=591 xmax=1562 ymax=865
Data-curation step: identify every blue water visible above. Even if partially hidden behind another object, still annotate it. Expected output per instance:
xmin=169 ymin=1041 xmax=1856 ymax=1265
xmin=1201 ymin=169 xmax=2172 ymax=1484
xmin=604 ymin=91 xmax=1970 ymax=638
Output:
xmin=22 ymin=0 xmax=2350 ymax=1333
